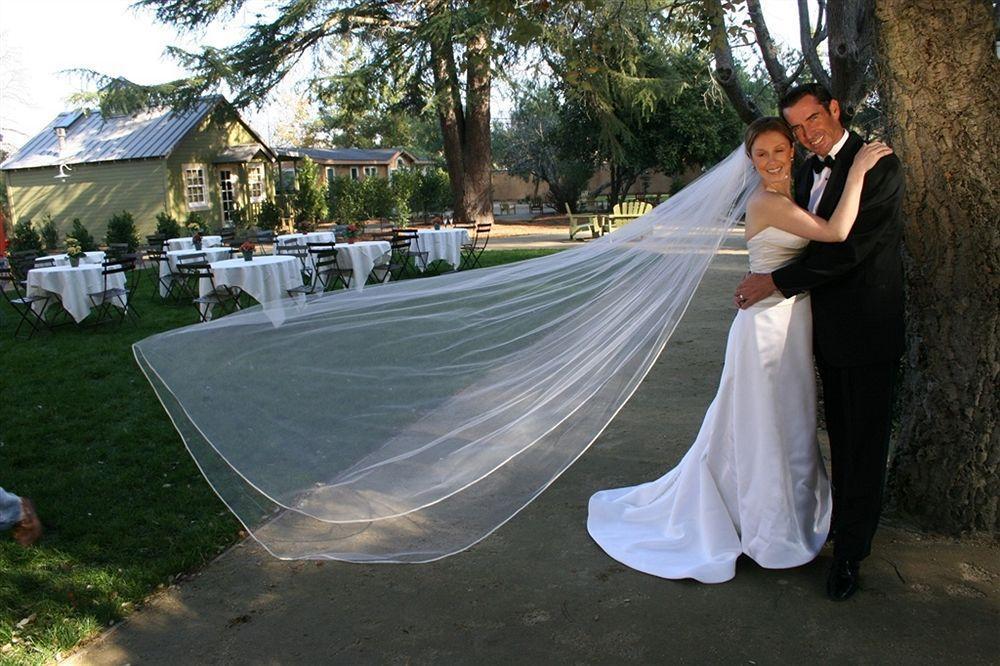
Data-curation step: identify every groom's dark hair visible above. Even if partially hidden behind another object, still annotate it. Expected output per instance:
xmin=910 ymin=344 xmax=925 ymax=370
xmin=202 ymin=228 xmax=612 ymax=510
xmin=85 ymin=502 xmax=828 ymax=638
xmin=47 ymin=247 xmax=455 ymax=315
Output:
xmin=779 ymin=83 xmax=835 ymax=113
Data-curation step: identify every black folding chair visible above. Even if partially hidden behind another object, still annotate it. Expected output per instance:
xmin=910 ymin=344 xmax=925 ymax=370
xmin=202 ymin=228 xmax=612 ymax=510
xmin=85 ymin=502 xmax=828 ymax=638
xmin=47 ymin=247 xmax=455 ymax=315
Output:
xmin=216 ymin=227 xmax=236 ymax=245
xmin=9 ymin=250 xmax=39 ymax=286
xmin=34 ymin=256 xmax=57 ymax=268
xmin=87 ymin=258 xmax=136 ymax=325
xmin=0 ymin=264 xmax=51 ymax=339
xmin=289 ymin=248 xmax=353 ymax=296
xmin=106 ymin=243 xmax=130 ymax=261
xmin=255 ymin=230 xmax=275 ymax=255
xmin=459 ymin=222 xmax=491 ymax=270
xmin=177 ymin=261 xmax=242 ymax=322
xmin=392 ymin=229 xmax=429 ymax=278
xmin=277 ymin=243 xmax=313 ymax=284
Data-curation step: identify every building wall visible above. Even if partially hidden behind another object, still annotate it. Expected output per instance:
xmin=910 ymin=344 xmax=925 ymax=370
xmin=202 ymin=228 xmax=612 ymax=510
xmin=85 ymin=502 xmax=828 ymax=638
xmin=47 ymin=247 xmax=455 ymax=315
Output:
xmin=4 ymin=159 xmax=167 ymax=240
xmin=166 ymin=112 xmax=273 ymax=229
xmin=491 ymin=166 xmax=682 ymax=202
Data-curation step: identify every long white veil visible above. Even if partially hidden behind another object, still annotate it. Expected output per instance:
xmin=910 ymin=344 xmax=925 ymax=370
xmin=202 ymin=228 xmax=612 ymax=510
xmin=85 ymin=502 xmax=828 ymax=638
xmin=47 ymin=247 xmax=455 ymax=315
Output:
xmin=134 ymin=147 xmax=757 ymax=562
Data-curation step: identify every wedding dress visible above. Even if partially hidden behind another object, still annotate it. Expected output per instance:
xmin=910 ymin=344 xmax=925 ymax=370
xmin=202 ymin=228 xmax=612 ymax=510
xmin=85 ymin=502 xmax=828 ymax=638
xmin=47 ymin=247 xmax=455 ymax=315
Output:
xmin=587 ymin=225 xmax=832 ymax=583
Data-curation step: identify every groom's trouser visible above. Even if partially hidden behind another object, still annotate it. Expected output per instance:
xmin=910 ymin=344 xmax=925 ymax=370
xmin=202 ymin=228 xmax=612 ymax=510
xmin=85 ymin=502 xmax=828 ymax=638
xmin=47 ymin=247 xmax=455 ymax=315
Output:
xmin=816 ymin=356 xmax=899 ymax=562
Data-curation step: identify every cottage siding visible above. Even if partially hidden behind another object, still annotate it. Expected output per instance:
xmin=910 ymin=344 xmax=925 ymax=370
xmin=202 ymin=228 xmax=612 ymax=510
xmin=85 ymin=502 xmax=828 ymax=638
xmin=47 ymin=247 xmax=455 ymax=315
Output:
xmin=5 ymin=159 xmax=166 ymax=238
xmin=166 ymin=113 xmax=265 ymax=228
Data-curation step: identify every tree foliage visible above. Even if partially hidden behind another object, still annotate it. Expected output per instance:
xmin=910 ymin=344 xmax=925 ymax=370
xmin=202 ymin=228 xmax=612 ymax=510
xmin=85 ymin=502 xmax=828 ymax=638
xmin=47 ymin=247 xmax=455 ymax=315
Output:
xmin=105 ymin=210 xmax=140 ymax=251
xmin=492 ymin=85 xmax=597 ymax=213
xmin=8 ymin=218 xmax=42 ymax=254
xmin=293 ymin=156 xmax=328 ymax=231
xmin=69 ymin=219 xmax=97 ymax=252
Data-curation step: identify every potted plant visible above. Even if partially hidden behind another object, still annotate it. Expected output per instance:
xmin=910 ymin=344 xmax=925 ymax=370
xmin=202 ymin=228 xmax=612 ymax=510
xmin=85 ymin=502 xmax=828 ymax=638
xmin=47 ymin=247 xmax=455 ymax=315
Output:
xmin=65 ymin=237 xmax=83 ymax=267
xmin=344 ymin=222 xmax=363 ymax=244
xmin=240 ymin=240 xmax=255 ymax=261
xmin=192 ymin=231 xmax=203 ymax=250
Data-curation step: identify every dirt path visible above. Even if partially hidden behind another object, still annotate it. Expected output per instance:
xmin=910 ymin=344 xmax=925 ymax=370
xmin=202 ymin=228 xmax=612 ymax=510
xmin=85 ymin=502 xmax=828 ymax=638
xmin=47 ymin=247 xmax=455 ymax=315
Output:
xmin=67 ymin=232 xmax=999 ymax=665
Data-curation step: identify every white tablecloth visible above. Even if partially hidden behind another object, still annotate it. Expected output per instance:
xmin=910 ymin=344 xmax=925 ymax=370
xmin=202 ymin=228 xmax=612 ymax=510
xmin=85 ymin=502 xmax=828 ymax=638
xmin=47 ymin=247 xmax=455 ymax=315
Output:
xmin=27 ymin=264 xmax=127 ymax=323
xmin=36 ymin=251 xmax=106 ymax=267
xmin=410 ymin=228 xmax=469 ymax=270
xmin=166 ymin=235 xmax=223 ymax=251
xmin=159 ymin=247 xmax=233 ymax=297
xmin=332 ymin=241 xmax=392 ymax=290
xmin=274 ymin=231 xmax=337 ymax=248
xmin=204 ymin=255 xmax=304 ymax=325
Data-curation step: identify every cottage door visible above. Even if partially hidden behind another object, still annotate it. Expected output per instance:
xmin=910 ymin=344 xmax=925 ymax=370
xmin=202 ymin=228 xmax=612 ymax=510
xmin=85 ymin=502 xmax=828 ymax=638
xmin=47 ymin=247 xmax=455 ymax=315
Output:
xmin=218 ymin=169 xmax=237 ymax=225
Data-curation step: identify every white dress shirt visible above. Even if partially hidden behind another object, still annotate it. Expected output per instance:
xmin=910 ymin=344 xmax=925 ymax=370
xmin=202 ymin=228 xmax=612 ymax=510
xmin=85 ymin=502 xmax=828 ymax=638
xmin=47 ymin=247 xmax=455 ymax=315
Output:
xmin=808 ymin=130 xmax=850 ymax=214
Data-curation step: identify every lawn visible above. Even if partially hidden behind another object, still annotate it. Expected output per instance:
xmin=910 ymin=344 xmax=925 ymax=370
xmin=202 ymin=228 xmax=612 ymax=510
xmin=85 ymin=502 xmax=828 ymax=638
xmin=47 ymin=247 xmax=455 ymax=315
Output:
xmin=0 ymin=247 xmax=561 ymax=664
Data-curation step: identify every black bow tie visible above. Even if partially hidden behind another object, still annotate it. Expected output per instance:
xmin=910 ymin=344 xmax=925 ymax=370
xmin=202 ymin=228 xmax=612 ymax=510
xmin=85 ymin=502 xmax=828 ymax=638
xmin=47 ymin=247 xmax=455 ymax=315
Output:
xmin=811 ymin=155 xmax=835 ymax=174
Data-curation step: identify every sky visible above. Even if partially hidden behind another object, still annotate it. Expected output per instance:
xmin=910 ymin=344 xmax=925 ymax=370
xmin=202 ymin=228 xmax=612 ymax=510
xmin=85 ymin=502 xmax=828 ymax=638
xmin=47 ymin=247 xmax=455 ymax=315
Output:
xmin=0 ymin=0 xmax=812 ymax=151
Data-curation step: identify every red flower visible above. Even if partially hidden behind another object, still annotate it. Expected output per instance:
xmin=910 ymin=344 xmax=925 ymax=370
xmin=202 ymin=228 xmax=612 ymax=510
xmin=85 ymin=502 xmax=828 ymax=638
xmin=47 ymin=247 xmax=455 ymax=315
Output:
xmin=240 ymin=240 xmax=255 ymax=252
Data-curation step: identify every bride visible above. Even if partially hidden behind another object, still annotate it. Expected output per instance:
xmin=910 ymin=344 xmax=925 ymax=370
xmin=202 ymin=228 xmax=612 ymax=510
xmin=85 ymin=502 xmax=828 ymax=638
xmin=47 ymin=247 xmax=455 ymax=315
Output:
xmin=586 ymin=117 xmax=892 ymax=583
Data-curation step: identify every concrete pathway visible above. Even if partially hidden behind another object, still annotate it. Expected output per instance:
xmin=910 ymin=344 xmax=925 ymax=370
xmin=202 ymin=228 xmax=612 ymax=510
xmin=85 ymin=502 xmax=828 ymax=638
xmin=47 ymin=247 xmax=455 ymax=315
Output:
xmin=68 ymin=232 xmax=999 ymax=664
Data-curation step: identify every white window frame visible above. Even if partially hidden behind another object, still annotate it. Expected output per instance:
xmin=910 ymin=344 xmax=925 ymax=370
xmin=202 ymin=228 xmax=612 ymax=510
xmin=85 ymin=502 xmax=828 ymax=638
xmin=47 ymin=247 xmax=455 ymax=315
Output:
xmin=363 ymin=166 xmax=377 ymax=178
xmin=183 ymin=163 xmax=210 ymax=210
xmin=350 ymin=166 xmax=359 ymax=181
xmin=247 ymin=162 xmax=265 ymax=203
xmin=325 ymin=166 xmax=335 ymax=183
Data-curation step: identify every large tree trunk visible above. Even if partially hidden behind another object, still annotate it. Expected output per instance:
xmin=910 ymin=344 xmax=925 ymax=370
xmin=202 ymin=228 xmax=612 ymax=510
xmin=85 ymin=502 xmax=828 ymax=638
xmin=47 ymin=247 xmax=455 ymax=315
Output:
xmin=429 ymin=28 xmax=495 ymax=226
xmin=460 ymin=29 xmax=495 ymax=226
xmin=431 ymin=39 xmax=467 ymax=218
xmin=878 ymin=0 xmax=999 ymax=533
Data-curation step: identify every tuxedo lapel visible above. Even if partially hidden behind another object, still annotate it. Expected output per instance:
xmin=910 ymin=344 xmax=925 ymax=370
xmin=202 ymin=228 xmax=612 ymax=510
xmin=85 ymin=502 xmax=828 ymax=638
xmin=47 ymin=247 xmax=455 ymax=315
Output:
xmin=794 ymin=162 xmax=812 ymax=209
xmin=816 ymin=132 xmax=864 ymax=220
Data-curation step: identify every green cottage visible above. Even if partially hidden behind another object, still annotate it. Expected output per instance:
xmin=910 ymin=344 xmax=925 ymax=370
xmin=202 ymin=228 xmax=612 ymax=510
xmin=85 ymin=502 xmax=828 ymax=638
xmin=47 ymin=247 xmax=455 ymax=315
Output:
xmin=0 ymin=95 xmax=277 ymax=238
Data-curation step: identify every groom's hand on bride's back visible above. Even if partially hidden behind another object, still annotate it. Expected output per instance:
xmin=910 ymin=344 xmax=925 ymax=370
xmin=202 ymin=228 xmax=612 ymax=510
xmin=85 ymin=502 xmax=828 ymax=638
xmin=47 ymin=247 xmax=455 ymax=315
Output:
xmin=734 ymin=273 xmax=777 ymax=309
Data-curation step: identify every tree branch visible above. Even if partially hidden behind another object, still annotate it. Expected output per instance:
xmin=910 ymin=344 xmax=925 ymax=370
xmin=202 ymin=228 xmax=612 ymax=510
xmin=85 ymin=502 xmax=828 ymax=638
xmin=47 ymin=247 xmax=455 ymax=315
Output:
xmin=798 ymin=0 xmax=832 ymax=90
xmin=746 ymin=0 xmax=792 ymax=97
xmin=705 ymin=0 xmax=759 ymax=124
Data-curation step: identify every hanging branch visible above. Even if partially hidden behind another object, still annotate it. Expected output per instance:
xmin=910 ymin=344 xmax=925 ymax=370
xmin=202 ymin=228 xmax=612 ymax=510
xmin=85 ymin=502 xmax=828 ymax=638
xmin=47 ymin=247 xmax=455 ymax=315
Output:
xmin=704 ymin=0 xmax=759 ymax=124
xmin=798 ymin=0 xmax=832 ymax=91
xmin=826 ymin=0 xmax=875 ymax=120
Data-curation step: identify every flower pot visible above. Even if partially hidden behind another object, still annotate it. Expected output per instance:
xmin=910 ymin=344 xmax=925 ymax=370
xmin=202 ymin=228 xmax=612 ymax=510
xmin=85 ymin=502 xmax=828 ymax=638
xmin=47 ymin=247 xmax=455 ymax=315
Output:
xmin=434 ymin=223 xmax=441 ymax=230
xmin=69 ymin=256 xmax=80 ymax=267
xmin=347 ymin=238 xmax=356 ymax=244
xmin=194 ymin=240 xmax=202 ymax=250
xmin=242 ymin=251 xmax=253 ymax=262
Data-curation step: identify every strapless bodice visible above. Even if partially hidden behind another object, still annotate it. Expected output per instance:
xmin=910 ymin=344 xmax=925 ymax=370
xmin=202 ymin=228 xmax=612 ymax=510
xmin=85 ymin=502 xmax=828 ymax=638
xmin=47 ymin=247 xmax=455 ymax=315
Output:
xmin=747 ymin=226 xmax=809 ymax=274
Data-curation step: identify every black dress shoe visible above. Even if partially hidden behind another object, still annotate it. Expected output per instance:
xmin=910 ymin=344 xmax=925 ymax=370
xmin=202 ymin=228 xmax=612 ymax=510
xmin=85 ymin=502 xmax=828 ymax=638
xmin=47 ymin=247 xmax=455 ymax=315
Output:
xmin=826 ymin=558 xmax=860 ymax=601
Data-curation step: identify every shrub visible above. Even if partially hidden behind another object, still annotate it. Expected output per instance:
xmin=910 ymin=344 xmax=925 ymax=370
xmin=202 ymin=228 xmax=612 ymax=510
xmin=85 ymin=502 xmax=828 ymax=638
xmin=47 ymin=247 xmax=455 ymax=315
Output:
xmin=185 ymin=212 xmax=206 ymax=234
xmin=8 ymin=218 xmax=42 ymax=254
xmin=155 ymin=212 xmax=181 ymax=238
xmin=328 ymin=175 xmax=364 ymax=225
xmin=359 ymin=175 xmax=393 ymax=221
xmin=256 ymin=200 xmax=282 ymax=231
xmin=105 ymin=210 xmax=140 ymax=251
xmin=39 ymin=214 xmax=59 ymax=251
xmin=412 ymin=169 xmax=453 ymax=219
xmin=294 ymin=156 xmax=327 ymax=232
xmin=390 ymin=169 xmax=420 ymax=224
xmin=69 ymin=218 xmax=98 ymax=251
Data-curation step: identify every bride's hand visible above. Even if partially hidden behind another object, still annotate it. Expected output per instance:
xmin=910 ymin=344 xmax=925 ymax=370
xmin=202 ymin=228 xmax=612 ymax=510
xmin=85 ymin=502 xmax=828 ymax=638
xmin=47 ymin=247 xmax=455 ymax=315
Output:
xmin=850 ymin=141 xmax=894 ymax=175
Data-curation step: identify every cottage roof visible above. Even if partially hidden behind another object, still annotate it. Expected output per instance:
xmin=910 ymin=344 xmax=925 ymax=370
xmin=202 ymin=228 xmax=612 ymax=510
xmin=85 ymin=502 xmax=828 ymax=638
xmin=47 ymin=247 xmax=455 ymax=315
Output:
xmin=1 ymin=96 xmax=274 ymax=171
xmin=276 ymin=146 xmax=434 ymax=165
xmin=213 ymin=144 xmax=272 ymax=163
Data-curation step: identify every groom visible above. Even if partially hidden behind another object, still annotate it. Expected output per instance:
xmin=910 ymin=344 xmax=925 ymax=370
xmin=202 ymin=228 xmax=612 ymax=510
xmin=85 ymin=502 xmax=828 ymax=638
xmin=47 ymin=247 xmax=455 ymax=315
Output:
xmin=735 ymin=83 xmax=905 ymax=601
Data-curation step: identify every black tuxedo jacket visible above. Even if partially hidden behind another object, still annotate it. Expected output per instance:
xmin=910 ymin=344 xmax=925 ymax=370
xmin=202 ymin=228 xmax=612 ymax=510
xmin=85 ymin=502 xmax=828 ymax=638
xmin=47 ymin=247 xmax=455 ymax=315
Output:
xmin=771 ymin=131 xmax=905 ymax=367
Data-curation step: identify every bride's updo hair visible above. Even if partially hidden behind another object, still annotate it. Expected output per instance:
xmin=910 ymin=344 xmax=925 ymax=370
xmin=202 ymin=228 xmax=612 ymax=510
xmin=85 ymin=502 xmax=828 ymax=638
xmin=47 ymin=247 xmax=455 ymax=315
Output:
xmin=744 ymin=117 xmax=795 ymax=156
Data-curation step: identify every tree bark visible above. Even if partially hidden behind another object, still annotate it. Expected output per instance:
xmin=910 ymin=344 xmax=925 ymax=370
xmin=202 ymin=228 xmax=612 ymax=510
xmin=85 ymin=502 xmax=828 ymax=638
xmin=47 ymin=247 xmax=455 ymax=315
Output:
xmin=431 ymin=39 xmax=467 ymax=218
xmin=461 ymin=29 xmax=495 ymax=226
xmin=429 ymin=28 xmax=494 ymax=225
xmin=826 ymin=0 xmax=875 ymax=120
xmin=704 ymin=0 xmax=760 ymax=124
xmin=878 ymin=0 xmax=1000 ymax=533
